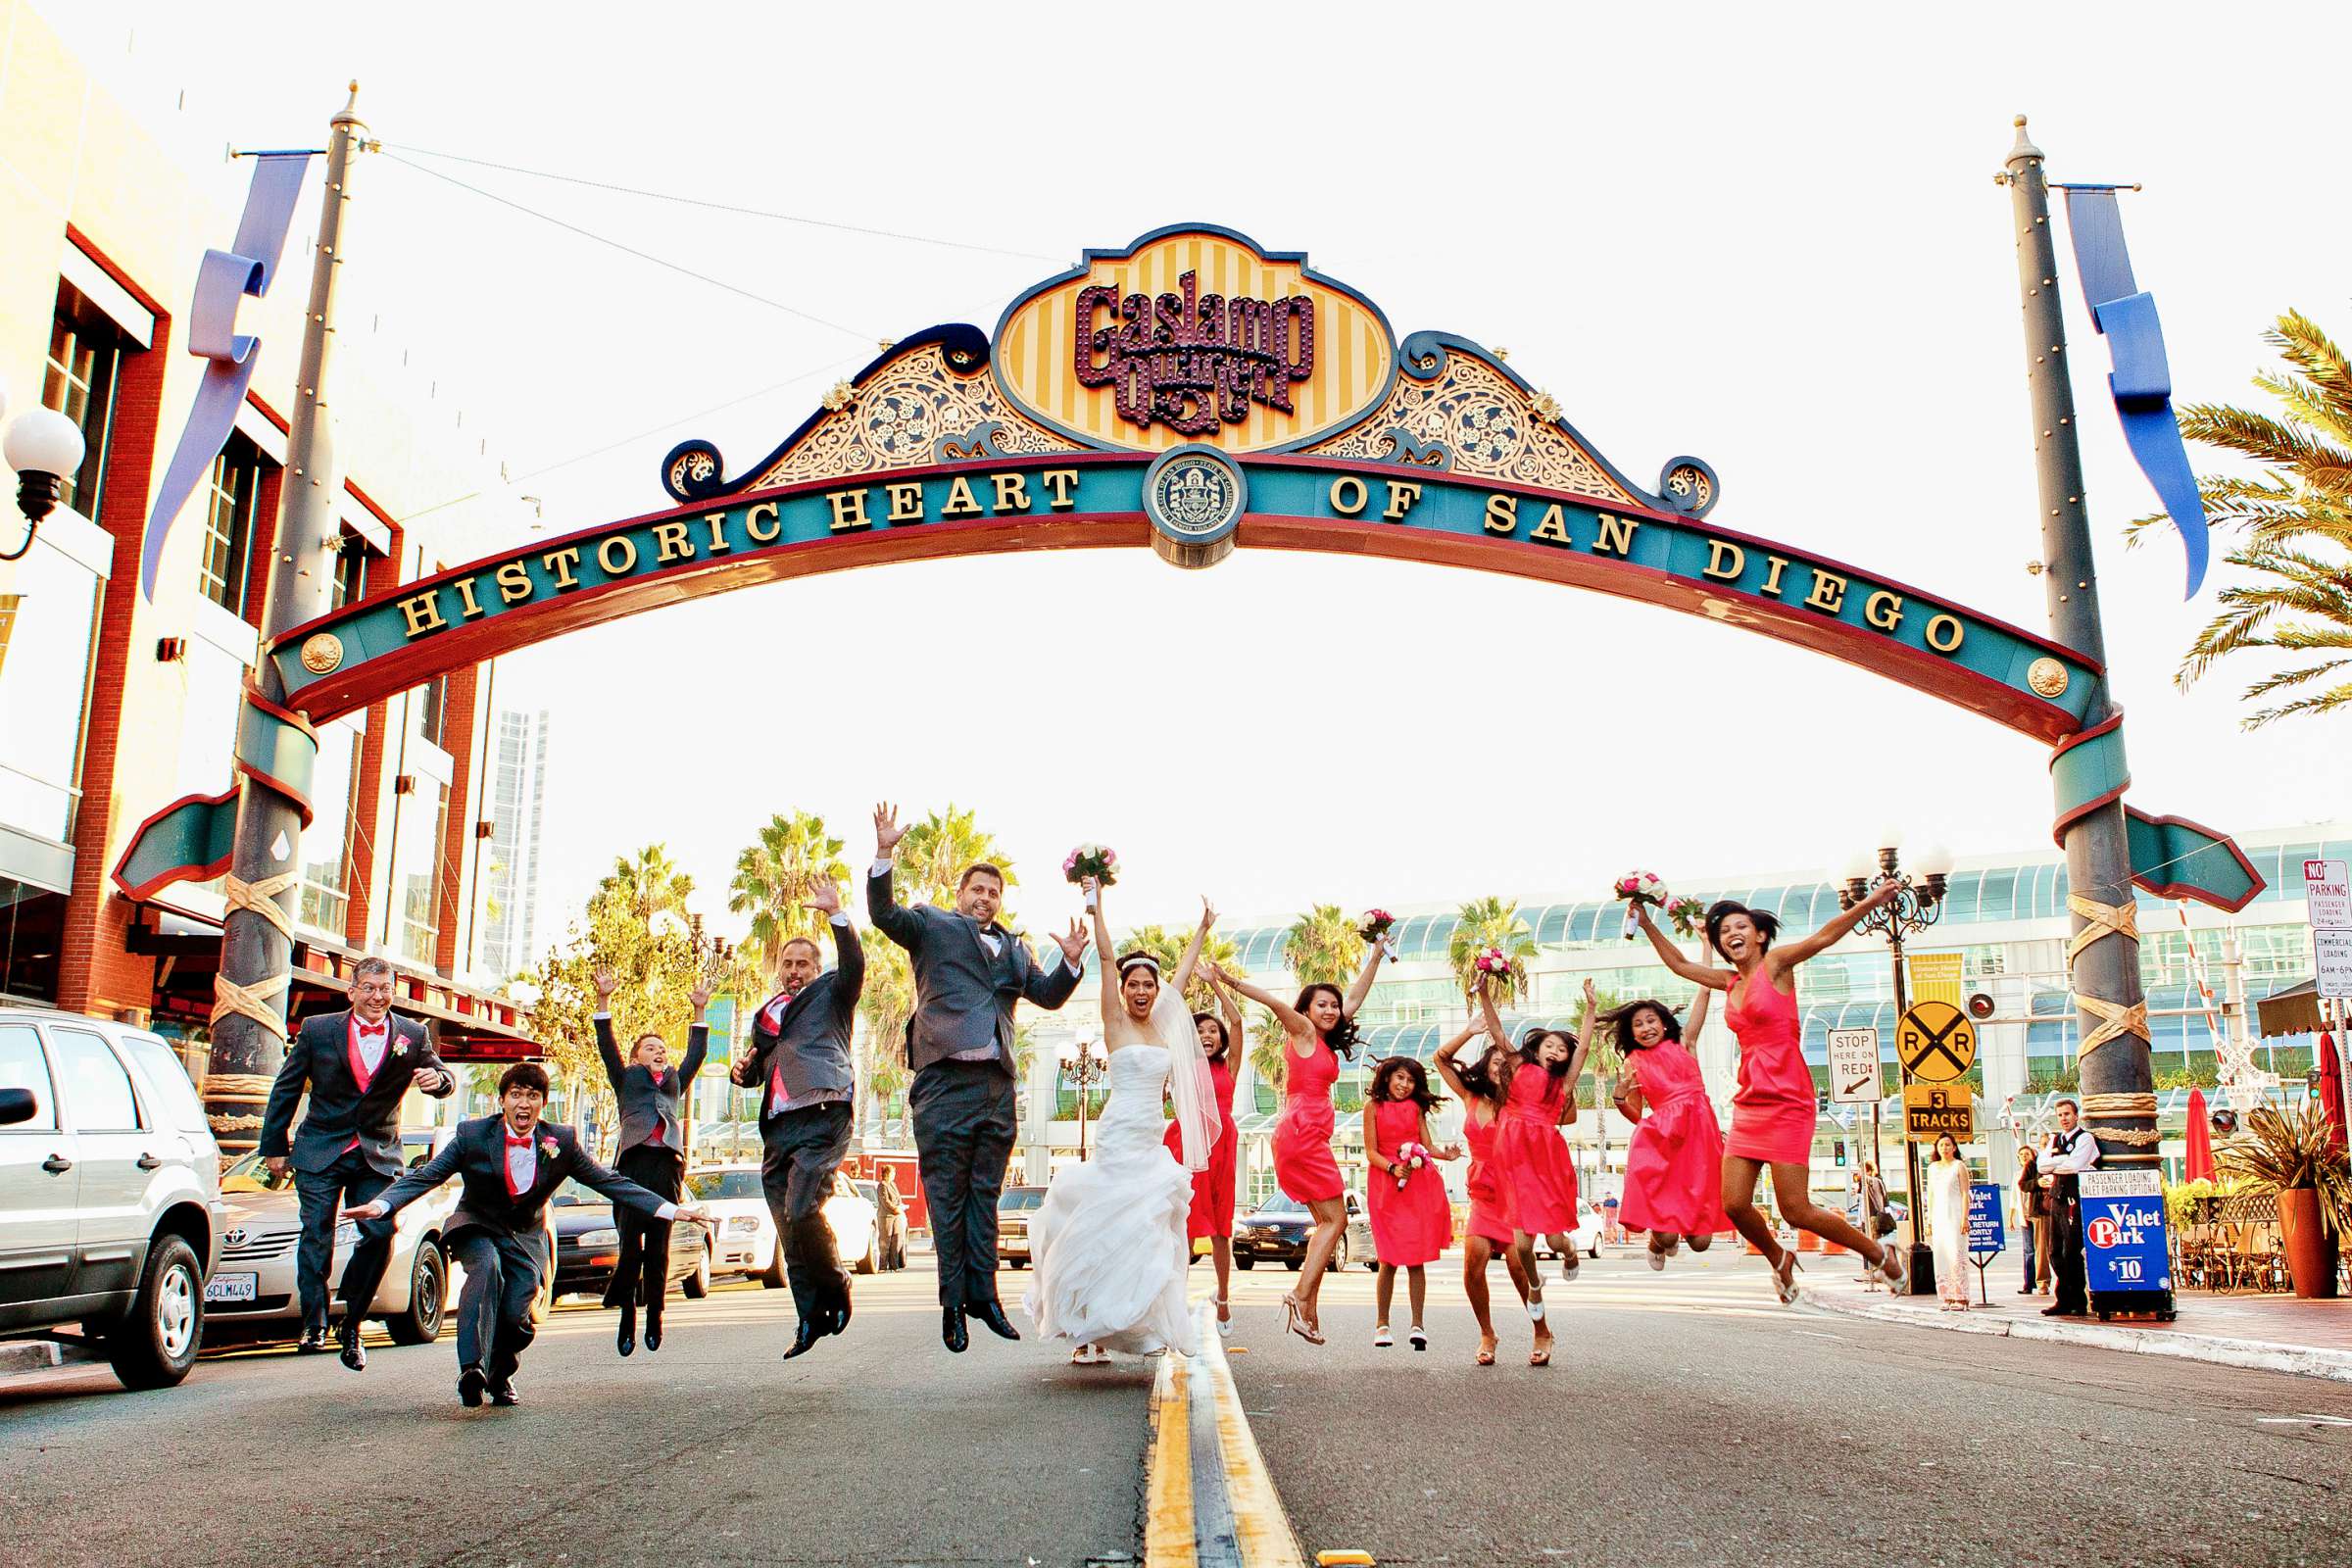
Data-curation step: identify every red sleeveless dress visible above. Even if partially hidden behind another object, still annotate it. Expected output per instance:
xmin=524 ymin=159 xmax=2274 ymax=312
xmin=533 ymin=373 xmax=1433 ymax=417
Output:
xmin=1721 ymin=966 xmax=1817 ymax=1165
xmin=1618 ymin=1039 xmax=1730 ymax=1237
xmin=1493 ymin=1061 xmax=1579 ymax=1234
xmin=1164 ymin=1055 xmax=1239 ymax=1238
xmin=1461 ymin=1106 xmax=1513 ymax=1246
xmin=1364 ymin=1099 xmax=1449 ymax=1266
xmin=1272 ymin=1043 xmax=1344 ymax=1203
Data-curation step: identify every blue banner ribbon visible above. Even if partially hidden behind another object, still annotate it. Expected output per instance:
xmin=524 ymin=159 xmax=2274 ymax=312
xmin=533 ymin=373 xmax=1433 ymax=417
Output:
xmin=2060 ymin=187 xmax=2209 ymax=598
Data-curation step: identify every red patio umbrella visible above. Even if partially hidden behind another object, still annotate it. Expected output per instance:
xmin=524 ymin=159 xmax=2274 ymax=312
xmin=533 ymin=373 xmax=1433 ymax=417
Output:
xmin=2184 ymin=1086 xmax=2216 ymax=1181
xmin=2319 ymin=1032 xmax=2348 ymax=1154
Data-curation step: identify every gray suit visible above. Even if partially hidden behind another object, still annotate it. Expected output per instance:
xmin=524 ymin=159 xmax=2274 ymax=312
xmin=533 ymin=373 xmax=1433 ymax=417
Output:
xmin=594 ymin=1017 xmax=710 ymax=1158
xmin=867 ymin=866 xmax=1080 ymax=1309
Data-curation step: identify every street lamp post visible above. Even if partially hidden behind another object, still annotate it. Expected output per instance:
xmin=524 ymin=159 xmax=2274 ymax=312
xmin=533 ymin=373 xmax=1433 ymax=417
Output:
xmin=1838 ymin=833 xmax=1954 ymax=1297
xmin=1069 ymin=1038 xmax=1103 ymax=1162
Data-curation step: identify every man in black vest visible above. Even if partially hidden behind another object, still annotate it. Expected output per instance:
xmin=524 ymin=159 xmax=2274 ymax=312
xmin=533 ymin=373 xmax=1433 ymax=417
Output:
xmin=731 ymin=876 xmax=864 ymax=1359
xmin=257 ymin=956 xmax=454 ymax=1369
xmin=867 ymin=803 xmax=1087 ymax=1351
xmin=345 ymin=1061 xmax=713 ymax=1407
xmin=2038 ymin=1098 xmax=2100 ymax=1317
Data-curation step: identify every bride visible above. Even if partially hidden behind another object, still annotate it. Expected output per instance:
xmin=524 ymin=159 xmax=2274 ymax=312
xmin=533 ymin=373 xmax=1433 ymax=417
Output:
xmin=1023 ymin=877 xmax=1220 ymax=1364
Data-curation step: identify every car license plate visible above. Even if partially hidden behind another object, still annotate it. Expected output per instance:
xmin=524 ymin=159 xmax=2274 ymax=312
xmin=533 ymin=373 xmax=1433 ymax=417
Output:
xmin=205 ymin=1272 xmax=259 ymax=1304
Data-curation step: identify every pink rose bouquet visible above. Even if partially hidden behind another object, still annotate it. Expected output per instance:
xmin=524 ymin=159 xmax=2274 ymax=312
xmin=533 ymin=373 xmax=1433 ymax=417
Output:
xmin=1063 ymin=843 xmax=1117 ymax=907
xmin=1613 ymin=869 xmax=1668 ymax=940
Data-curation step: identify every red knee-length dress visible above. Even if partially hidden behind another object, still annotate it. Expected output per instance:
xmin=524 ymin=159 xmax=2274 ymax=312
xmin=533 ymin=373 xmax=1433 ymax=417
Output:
xmin=1272 ymin=1041 xmax=1344 ymax=1203
xmin=1462 ymin=1106 xmax=1514 ymax=1246
xmin=1493 ymin=1061 xmax=1579 ymax=1234
xmin=1721 ymin=966 xmax=1816 ymax=1165
xmin=1164 ymin=1054 xmax=1239 ymax=1239
xmin=1618 ymin=1038 xmax=1730 ymax=1237
xmin=1365 ymin=1099 xmax=1449 ymax=1266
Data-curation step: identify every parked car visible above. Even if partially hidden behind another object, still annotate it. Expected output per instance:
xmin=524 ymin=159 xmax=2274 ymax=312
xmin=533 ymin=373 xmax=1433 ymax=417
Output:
xmin=550 ymin=1178 xmax=709 ymax=1301
xmin=1231 ymin=1192 xmax=1377 ymax=1271
xmin=203 ymin=1129 xmax=459 ymax=1347
xmin=690 ymin=1163 xmax=880 ymax=1286
xmin=996 ymin=1185 xmax=1046 ymax=1267
xmin=0 ymin=1008 xmax=225 ymax=1389
xmin=1532 ymin=1200 xmax=1605 ymax=1262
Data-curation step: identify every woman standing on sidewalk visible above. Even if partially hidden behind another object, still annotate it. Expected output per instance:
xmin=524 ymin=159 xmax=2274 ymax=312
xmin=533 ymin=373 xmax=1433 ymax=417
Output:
xmin=1430 ymin=1000 xmax=1540 ymax=1367
xmin=2015 ymin=1147 xmax=2048 ymax=1295
xmin=1927 ymin=1134 xmax=1972 ymax=1310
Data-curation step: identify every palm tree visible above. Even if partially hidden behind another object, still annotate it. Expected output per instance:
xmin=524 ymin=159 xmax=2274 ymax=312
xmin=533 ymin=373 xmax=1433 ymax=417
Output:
xmin=854 ymin=942 xmax=917 ymax=1142
xmin=602 ymin=844 xmax=693 ymax=925
xmin=1126 ymin=921 xmax=1247 ymax=1014
xmin=2132 ymin=309 xmax=2352 ymax=726
xmin=727 ymin=810 xmax=851 ymax=974
xmin=1283 ymin=903 xmax=1365 ymax=988
xmin=898 ymin=803 xmax=1015 ymax=907
xmin=1248 ymin=1004 xmax=1292 ymax=1106
xmin=1447 ymin=895 xmax=1536 ymax=1005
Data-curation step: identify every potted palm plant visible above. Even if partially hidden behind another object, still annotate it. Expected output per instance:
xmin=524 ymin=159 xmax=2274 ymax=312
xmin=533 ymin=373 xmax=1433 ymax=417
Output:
xmin=2217 ymin=1102 xmax=2352 ymax=1298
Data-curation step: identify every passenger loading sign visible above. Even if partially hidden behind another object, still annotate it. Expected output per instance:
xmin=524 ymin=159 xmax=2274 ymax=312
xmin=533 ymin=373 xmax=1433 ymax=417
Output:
xmin=2081 ymin=1168 xmax=2173 ymax=1305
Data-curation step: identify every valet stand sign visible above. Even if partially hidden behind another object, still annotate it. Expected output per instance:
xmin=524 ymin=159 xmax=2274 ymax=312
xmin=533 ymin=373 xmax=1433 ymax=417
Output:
xmin=2080 ymin=1168 xmax=2176 ymax=1322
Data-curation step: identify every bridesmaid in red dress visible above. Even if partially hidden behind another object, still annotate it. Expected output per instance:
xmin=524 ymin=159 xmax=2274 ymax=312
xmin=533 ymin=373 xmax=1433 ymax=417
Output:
xmin=1205 ymin=941 xmax=1387 ymax=1346
xmin=1360 ymin=1056 xmax=1458 ymax=1349
xmin=1478 ymin=983 xmax=1595 ymax=1363
xmin=1164 ymin=971 xmax=1245 ymax=1338
xmin=1431 ymin=999 xmax=1536 ymax=1367
xmin=1607 ymin=975 xmax=1729 ymax=1268
xmin=1635 ymin=891 xmax=1909 ymax=1303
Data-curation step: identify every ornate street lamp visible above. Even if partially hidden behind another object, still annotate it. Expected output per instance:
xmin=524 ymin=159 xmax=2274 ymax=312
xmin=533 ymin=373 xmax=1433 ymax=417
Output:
xmin=0 ymin=380 xmax=88 ymax=562
xmin=1065 ymin=1037 xmax=1105 ymax=1162
xmin=1836 ymin=830 xmax=1954 ymax=1296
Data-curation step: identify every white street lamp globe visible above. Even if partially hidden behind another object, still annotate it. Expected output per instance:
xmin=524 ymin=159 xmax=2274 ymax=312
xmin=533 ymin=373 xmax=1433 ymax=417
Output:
xmin=4 ymin=407 xmax=85 ymax=479
xmin=1874 ymin=823 xmax=1905 ymax=855
xmin=1916 ymin=843 xmax=1956 ymax=877
xmin=1837 ymin=849 xmax=1875 ymax=883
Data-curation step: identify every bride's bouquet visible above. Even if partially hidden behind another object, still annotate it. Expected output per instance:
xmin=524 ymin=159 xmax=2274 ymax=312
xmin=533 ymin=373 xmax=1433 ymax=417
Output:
xmin=1613 ymin=869 xmax=1667 ymax=940
xmin=1394 ymin=1140 xmax=1430 ymax=1190
xmin=1063 ymin=843 xmax=1117 ymax=908
xmin=1359 ymin=907 xmax=1398 ymax=959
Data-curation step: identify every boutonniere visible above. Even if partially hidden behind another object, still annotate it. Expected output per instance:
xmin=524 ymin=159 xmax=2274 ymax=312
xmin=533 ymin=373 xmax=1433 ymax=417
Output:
xmin=539 ymin=1137 xmax=559 ymax=1159
xmin=392 ymin=1041 xmax=409 ymax=1057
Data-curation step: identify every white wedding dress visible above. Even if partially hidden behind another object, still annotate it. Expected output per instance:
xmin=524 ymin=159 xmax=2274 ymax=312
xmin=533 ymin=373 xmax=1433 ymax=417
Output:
xmin=1023 ymin=984 xmax=1214 ymax=1356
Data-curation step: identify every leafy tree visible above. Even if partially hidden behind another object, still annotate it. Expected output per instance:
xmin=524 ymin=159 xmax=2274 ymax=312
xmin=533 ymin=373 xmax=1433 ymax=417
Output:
xmin=1283 ymin=903 xmax=1364 ymax=989
xmin=728 ymin=810 xmax=851 ymax=973
xmin=605 ymin=844 xmax=694 ymax=924
xmin=1126 ymin=921 xmax=1246 ymax=1015
xmin=898 ymin=803 xmax=1015 ymax=906
xmin=1447 ymin=895 xmax=1536 ymax=1005
xmin=2130 ymin=309 xmax=2352 ymax=726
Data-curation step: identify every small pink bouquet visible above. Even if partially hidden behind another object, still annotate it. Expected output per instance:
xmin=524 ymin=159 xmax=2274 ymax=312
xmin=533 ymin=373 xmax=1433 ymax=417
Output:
xmin=1358 ymin=907 xmax=1396 ymax=946
xmin=1472 ymin=946 xmax=1511 ymax=980
xmin=1394 ymin=1140 xmax=1430 ymax=1190
xmin=1665 ymin=894 xmax=1707 ymax=939
xmin=1613 ymin=869 xmax=1668 ymax=940
xmin=1063 ymin=843 xmax=1117 ymax=906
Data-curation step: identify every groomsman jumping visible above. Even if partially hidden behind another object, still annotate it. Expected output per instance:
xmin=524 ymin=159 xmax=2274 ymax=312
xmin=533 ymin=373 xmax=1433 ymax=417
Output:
xmin=345 ymin=1062 xmax=712 ymax=1406
xmin=732 ymin=876 xmax=865 ymax=1360
xmin=867 ymin=804 xmax=1087 ymax=1352
xmin=257 ymin=956 xmax=455 ymax=1369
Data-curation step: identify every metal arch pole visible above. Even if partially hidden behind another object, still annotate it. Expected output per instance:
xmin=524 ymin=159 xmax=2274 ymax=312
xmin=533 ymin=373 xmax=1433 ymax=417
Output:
xmin=204 ymin=86 xmax=367 ymax=1153
xmin=2002 ymin=119 xmax=2156 ymax=1167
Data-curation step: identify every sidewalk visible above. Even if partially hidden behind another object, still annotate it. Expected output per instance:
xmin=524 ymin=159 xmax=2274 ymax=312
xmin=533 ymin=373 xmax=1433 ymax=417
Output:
xmin=1805 ymin=1263 xmax=2352 ymax=1383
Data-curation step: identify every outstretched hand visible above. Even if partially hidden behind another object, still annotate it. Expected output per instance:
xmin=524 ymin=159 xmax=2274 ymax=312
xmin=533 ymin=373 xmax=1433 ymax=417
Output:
xmin=1055 ymin=918 xmax=1089 ymax=966
xmin=1199 ymin=895 xmax=1217 ymax=929
xmin=593 ymin=965 xmax=617 ymax=1001
xmin=1582 ymin=976 xmax=1600 ymax=1010
xmin=672 ymin=1203 xmax=717 ymax=1231
xmin=806 ymin=875 xmax=843 ymax=919
xmin=340 ymin=1200 xmax=389 ymax=1223
xmin=873 ymin=802 xmax=906 ymax=857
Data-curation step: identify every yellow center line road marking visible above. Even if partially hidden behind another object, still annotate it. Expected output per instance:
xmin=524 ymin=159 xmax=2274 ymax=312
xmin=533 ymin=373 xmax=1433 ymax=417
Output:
xmin=1147 ymin=1349 xmax=1198 ymax=1567
xmin=1195 ymin=1302 xmax=1307 ymax=1568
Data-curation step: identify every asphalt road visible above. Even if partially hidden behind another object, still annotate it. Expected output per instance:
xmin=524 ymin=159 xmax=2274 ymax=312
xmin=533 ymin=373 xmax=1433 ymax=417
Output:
xmin=6 ymin=1250 xmax=2350 ymax=1568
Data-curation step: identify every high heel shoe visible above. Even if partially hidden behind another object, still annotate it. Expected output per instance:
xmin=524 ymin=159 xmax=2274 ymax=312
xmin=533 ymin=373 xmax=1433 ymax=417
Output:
xmin=1214 ymin=1296 xmax=1233 ymax=1340
xmin=1877 ymin=1243 xmax=1907 ymax=1292
xmin=1771 ymin=1250 xmax=1804 ymax=1305
xmin=1281 ymin=1295 xmax=1324 ymax=1346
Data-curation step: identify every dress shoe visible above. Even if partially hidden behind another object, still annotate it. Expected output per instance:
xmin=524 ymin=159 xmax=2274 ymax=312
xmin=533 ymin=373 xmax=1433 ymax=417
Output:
xmin=337 ymin=1319 xmax=368 ymax=1372
xmin=488 ymin=1376 xmax=521 ymax=1406
xmin=827 ymin=1287 xmax=854 ymax=1336
xmin=458 ymin=1365 xmax=487 ymax=1407
xmin=968 ymin=1299 xmax=1021 ymax=1342
xmin=643 ymin=1308 xmax=662 ymax=1352
xmin=616 ymin=1317 xmax=636 ymax=1358
xmin=783 ymin=1318 xmax=825 ymax=1360
xmin=296 ymin=1327 xmax=329 ymax=1354
xmin=941 ymin=1303 xmax=969 ymax=1352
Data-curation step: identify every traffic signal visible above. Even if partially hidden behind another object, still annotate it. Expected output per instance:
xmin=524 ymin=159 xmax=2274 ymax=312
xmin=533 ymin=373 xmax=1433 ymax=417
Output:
xmin=1834 ymin=1139 xmax=1848 ymax=1166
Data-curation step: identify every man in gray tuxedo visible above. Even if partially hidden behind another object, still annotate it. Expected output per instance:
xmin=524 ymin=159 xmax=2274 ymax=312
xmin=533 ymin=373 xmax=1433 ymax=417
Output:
xmin=867 ymin=803 xmax=1087 ymax=1351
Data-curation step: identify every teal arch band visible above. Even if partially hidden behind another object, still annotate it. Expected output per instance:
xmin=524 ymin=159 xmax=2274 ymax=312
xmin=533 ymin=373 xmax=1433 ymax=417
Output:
xmin=2046 ymin=712 xmax=2263 ymax=911
xmin=115 ymin=685 xmax=318 ymax=902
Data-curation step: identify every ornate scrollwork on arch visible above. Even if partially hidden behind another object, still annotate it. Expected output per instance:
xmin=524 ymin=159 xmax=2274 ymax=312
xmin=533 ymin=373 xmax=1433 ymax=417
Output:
xmin=748 ymin=342 xmax=1078 ymax=490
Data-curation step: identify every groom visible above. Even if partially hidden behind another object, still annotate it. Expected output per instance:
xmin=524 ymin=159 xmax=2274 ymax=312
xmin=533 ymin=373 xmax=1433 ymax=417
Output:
xmin=868 ymin=803 xmax=1087 ymax=1351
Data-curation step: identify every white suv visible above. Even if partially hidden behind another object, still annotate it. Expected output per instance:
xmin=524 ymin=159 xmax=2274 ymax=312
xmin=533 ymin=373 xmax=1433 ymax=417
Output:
xmin=0 ymin=1008 xmax=226 ymax=1388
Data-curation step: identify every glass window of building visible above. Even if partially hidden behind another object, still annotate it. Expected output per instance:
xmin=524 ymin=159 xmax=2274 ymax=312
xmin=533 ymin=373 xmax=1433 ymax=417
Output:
xmin=197 ymin=433 xmax=264 ymax=615
xmin=330 ymin=538 xmax=368 ymax=609
xmin=0 ymin=523 xmax=105 ymax=844
xmin=416 ymin=675 xmax=448 ymax=748
xmin=396 ymin=780 xmax=451 ymax=965
xmin=41 ymin=284 xmax=125 ymax=517
xmin=297 ymin=719 xmax=363 ymax=938
xmin=0 ymin=886 xmax=68 ymax=1004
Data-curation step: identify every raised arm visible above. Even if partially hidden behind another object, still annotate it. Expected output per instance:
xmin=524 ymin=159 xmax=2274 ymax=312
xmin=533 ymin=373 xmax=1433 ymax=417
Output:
xmin=1342 ymin=935 xmax=1386 ymax=1020
xmin=1476 ymin=973 xmax=1509 ymax=1051
xmin=590 ymin=966 xmax=628 ymax=1094
xmin=864 ymin=803 xmax=926 ymax=952
xmin=1170 ymin=898 xmax=1213 ymax=998
xmin=1207 ymin=960 xmax=1311 ymax=1038
xmin=1210 ymin=972 xmax=1245 ymax=1057
xmin=1635 ymin=903 xmax=1732 ymax=988
xmin=346 ymin=1129 xmax=466 ymax=1221
xmin=1427 ymin=1018 xmax=1485 ymax=1102
xmin=1771 ymin=876 xmax=1901 ymax=969
xmin=1086 ymin=878 xmax=1121 ymax=1012
xmin=677 ymin=981 xmax=713 ymax=1085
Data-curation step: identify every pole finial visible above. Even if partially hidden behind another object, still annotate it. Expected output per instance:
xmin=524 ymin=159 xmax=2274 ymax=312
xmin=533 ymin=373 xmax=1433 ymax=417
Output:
xmin=334 ymin=79 xmax=367 ymax=130
xmin=2007 ymin=114 xmax=2043 ymax=167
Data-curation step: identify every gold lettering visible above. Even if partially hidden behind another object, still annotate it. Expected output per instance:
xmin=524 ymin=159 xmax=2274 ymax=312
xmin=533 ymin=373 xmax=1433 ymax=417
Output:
xmin=452 ymin=576 xmax=484 ymax=619
xmin=651 ymin=519 xmax=695 ymax=564
xmin=597 ymin=535 xmax=639 ymax=575
xmin=992 ymin=472 xmax=1032 ymax=514
xmin=1701 ymin=539 xmax=1745 ymax=581
xmin=1592 ymin=513 xmax=1640 ymax=556
xmin=1381 ymin=481 xmax=1424 ymax=521
xmin=940 ymin=476 xmax=983 ymax=518
xmin=1761 ymin=556 xmax=1789 ymax=597
xmin=1803 ymin=568 xmax=1847 ymax=613
xmin=744 ymin=502 xmax=781 ymax=542
xmin=1483 ymin=494 xmax=1519 ymax=535
xmin=826 ymin=490 xmax=870 ymax=532
xmin=1040 ymin=468 xmax=1079 ymax=510
xmin=1864 ymin=590 xmax=1905 ymax=631
xmin=1925 ymin=612 xmax=1965 ymax=654
xmin=398 ymin=590 xmax=446 ymax=637
xmin=703 ymin=511 xmax=732 ymax=552
xmin=1330 ymin=475 xmax=1368 ymax=515
xmin=1530 ymin=504 xmax=1571 ymax=545
xmin=495 ymin=561 xmax=531 ymax=604
xmin=886 ymin=482 xmax=924 ymax=522
xmin=541 ymin=548 xmax=582 ymax=590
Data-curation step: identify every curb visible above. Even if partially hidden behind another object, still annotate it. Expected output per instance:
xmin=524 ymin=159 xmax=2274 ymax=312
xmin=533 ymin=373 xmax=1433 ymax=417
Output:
xmin=1141 ymin=1303 xmax=1306 ymax=1568
xmin=1807 ymin=1289 xmax=2352 ymax=1384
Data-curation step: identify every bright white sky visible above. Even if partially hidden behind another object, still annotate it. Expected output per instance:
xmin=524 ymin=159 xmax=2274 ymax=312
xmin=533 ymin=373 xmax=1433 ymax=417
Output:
xmin=48 ymin=2 xmax=2352 ymax=949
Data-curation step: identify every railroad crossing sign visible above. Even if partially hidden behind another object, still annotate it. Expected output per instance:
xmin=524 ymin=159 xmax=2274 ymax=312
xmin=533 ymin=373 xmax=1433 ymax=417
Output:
xmin=1896 ymin=1000 xmax=1977 ymax=1083
xmin=1904 ymin=1083 xmax=1975 ymax=1140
